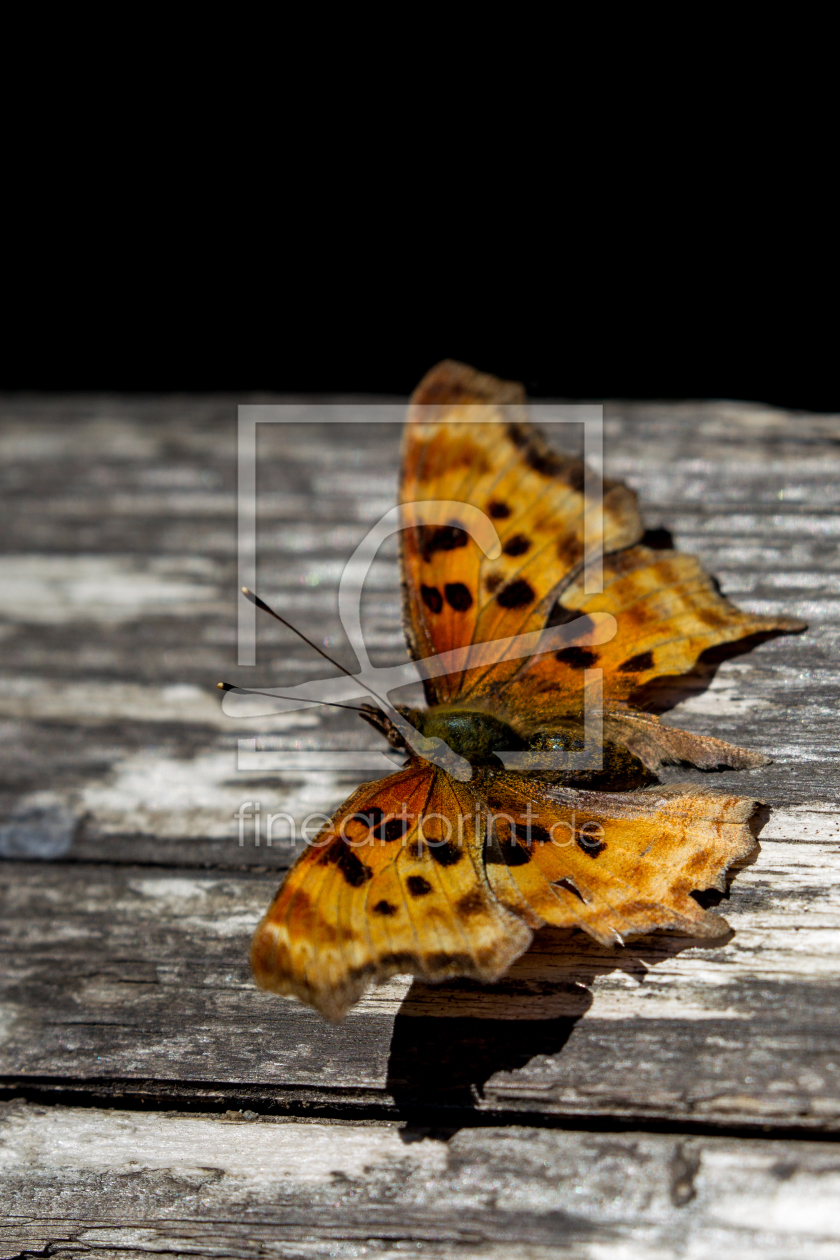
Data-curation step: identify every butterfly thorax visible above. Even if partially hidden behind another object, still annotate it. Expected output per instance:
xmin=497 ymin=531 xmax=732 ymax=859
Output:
xmin=407 ymin=706 xmax=526 ymax=765
xmin=406 ymin=707 xmax=652 ymax=787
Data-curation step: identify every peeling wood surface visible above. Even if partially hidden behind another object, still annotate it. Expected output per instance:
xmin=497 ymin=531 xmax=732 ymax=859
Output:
xmin=1 ymin=394 xmax=840 ymax=1255
xmin=3 ymin=835 xmax=840 ymax=1129
xmin=5 ymin=1102 xmax=840 ymax=1260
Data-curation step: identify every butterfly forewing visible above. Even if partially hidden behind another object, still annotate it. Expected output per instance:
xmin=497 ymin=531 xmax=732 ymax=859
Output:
xmin=251 ymin=761 xmax=532 ymax=1020
xmin=399 ymin=360 xmax=643 ymax=703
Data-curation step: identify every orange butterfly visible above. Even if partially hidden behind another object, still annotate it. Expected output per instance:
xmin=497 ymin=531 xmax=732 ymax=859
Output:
xmin=249 ymin=361 xmax=804 ymax=1020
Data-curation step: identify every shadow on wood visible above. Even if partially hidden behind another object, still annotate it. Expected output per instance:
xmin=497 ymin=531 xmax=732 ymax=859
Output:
xmin=385 ymin=926 xmax=729 ymax=1122
xmin=629 ymin=630 xmax=805 ymax=717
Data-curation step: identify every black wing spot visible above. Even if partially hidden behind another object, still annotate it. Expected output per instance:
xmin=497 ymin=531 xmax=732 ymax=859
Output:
xmin=346 ymin=808 xmax=387 ymax=841
xmin=488 ymin=500 xmax=511 ymax=519
xmin=427 ymin=950 xmax=473 ymax=971
xmin=485 ymin=572 xmax=503 ymax=593
xmin=502 ymin=533 xmax=531 ymax=557
xmin=576 ymin=833 xmax=607 ymax=858
xmin=380 ymin=817 xmax=410 ymax=843
xmin=554 ymin=646 xmax=599 ymax=669
xmin=419 ymin=524 xmax=468 ymax=563
xmin=554 ymin=877 xmax=585 ymax=901
xmin=525 ymin=823 xmax=552 ymax=845
xmin=456 ymin=890 xmax=485 ymax=916
xmin=486 ymin=840 xmax=532 ymax=866
xmin=373 ymin=900 xmax=397 ymax=916
xmin=427 ymin=839 xmax=464 ymax=867
xmin=618 ymin=650 xmax=655 ymax=673
xmin=547 ymin=600 xmax=585 ymax=627
xmin=350 ymin=807 xmax=385 ymax=830
xmin=407 ymin=875 xmax=432 ymax=897
xmin=445 ymin=582 xmax=473 ymax=612
xmin=320 ymin=840 xmax=373 ymax=886
xmin=380 ymin=950 xmax=416 ymax=969
xmin=496 ymin=578 xmax=536 ymax=609
xmin=641 ymin=526 xmax=674 ymax=550
xmin=529 ymin=448 xmax=564 ymax=478
xmin=421 ymin=584 xmax=443 ymax=614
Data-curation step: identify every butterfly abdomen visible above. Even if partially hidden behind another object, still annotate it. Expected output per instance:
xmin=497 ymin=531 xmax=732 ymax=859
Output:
xmin=526 ymin=726 xmax=655 ymax=789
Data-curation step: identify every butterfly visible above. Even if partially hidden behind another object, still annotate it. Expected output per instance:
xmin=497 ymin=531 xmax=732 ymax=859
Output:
xmin=249 ymin=360 xmax=804 ymax=1020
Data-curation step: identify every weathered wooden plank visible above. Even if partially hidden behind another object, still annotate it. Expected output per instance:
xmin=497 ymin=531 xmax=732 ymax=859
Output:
xmin=2 ymin=394 xmax=840 ymax=1140
xmin=1 ymin=397 xmax=839 ymax=872
xmin=3 ymin=814 xmax=840 ymax=1129
xmin=4 ymin=1100 xmax=840 ymax=1260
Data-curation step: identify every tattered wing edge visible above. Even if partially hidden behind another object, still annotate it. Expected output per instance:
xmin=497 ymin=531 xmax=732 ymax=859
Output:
xmin=251 ymin=909 xmax=534 ymax=1023
xmin=483 ymin=777 xmax=763 ymax=946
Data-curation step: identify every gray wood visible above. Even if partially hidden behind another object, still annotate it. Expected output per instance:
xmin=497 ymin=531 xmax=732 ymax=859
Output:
xmin=1 ymin=396 xmax=838 ymax=872
xmin=4 ymin=1100 xmax=840 ymax=1260
xmin=2 ymin=823 xmax=840 ymax=1130
xmin=2 ymin=393 xmax=840 ymax=1255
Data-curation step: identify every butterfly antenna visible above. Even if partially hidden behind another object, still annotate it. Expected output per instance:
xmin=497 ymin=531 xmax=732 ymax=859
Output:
xmin=216 ymin=682 xmax=364 ymax=713
xmin=239 ymin=587 xmax=389 ymax=709
xmin=241 ymin=587 xmax=358 ymax=679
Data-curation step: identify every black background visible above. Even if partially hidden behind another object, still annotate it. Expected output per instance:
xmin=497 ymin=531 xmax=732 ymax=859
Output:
xmin=4 ymin=206 xmax=834 ymax=410
xmin=3 ymin=16 xmax=834 ymax=413
xmin=7 ymin=300 xmax=834 ymax=412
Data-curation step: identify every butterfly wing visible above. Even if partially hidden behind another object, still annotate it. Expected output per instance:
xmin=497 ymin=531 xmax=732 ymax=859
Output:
xmin=475 ymin=770 xmax=758 ymax=944
xmin=399 ymin=360 xmax=643 ymax=704
xmin=497 ymin=543 xmax=805 ymax=735
xmin=251 ymin=760 xmax=532 ymax=1020
xmin=399 ymin=361 xmax=803 ymax=758
xmin=253 ymin=362 xmax=804 ymax=1018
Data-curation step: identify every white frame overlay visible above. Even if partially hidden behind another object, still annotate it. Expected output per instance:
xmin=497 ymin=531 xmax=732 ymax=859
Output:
xmin=231 ymin=404 xmax=612 ymax=776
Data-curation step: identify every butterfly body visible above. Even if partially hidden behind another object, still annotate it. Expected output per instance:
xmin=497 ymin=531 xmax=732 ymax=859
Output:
xmin=389 ymin=703 xmax=652 ymax=790
xmin=402 ymin=706 xmax=525 ymax=764
xmin=520 ymin=725 xmax=655 ymax=790
xmin=250 ymin=361 xmax=805 ymax=1020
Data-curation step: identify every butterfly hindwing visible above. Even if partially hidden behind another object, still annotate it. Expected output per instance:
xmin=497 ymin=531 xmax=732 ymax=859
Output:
xmin=251 ymin=761 xmax=532 ymax=1020
xmin=497 ymin=544 xmax=804 ymax=731
xmin=475 ymin=770 xmax=759 ymax=945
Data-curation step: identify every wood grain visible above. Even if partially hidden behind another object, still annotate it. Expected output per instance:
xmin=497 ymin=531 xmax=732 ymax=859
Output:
xmin=1 ymin=398 xmax=837 ymax=869
xmin=2 ymin=823 xmax=840 ymax=1129
xmin=2 ymin=393 xmax=839 ymax=1254
xmin=4 ymin=1100 xmax=840 ymax=1260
